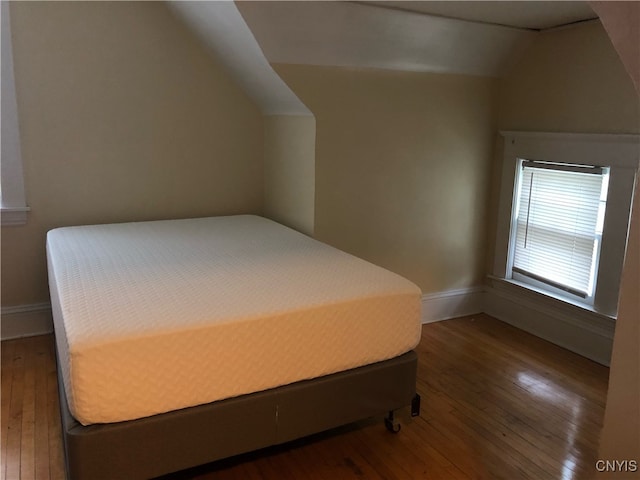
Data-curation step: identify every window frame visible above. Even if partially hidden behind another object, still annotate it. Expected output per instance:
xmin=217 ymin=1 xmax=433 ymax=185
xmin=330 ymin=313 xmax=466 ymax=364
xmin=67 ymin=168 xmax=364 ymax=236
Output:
xmin=1 ymin=2 xmax=29 ymax=226
xmin=508 ymin=159 xmax=609 ymax=305
xmin=493 ymin=131 xmax=638 ymax=319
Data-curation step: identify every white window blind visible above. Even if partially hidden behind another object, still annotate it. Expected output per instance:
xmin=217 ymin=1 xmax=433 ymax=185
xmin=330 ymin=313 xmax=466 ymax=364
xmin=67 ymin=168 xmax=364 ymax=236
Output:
xmin=512 ymin=161 xmax=609 ymax=299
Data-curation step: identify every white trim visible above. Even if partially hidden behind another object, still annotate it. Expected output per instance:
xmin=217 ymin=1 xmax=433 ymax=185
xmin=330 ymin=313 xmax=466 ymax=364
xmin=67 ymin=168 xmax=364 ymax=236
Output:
xmin=494 ymin=130 xmax=638 ymax=318
xmin=1 ymin=289 xmax=486 ymax=339
xmin=499 ymin=131 xmax=639 ymax=169
xmin=1 ymin=303 xmax=53 ymax=340
xmin=484 ymin=277 xmax=615 ymax=366
xmin=0 ymin=284 xmax=614 ymax=366
xmin=421 ymin=287 xmax=484 ymax=324
xmin=0 ymin=288 xmax=484 ymax=338
xmin=1 ymin=3 xmax=29 ymax=223
xmin=1 ymin=206 xmax=31 ymax=226
xmin=500 ymin=130 xmax=640 ymax=145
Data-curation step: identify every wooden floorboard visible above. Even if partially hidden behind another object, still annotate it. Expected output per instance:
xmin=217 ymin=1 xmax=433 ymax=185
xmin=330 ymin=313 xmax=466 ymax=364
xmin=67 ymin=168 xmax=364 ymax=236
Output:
xmin=0 ymin=314 xmax=609 ymax=479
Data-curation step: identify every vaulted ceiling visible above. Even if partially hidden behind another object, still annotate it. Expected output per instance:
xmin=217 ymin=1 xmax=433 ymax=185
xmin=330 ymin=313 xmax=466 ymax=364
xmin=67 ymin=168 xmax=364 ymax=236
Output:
xmin=236 ymin=1 xmax=597 ymax=76
xmin=357 ymin=1 xmax=597 ymax=30
xmin=168 ymin=1 xmax=599 ymax=114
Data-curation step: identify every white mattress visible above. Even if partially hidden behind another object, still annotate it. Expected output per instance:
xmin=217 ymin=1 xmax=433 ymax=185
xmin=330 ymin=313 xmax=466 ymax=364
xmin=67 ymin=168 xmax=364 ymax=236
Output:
xmin=47 ymin=215 xmax=422 ymax=425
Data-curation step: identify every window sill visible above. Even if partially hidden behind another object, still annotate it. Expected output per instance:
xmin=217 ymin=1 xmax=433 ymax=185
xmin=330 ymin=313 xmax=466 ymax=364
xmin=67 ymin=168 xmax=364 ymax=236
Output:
xmin=1 ymin=206 xmax=30 ymax=226
xmin=487 ymin=274 xmax=616 ymax=337
xmin=486 ymin=275 xmax=616 ymax=365
xmin=488 ymin=275 xmax=615 ymax=319
xmin=510 ymin=271 xmax=597 ymax=310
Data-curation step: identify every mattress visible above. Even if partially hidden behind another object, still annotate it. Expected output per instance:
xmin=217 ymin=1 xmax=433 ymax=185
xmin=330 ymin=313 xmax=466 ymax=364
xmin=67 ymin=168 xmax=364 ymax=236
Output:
xmin=46 ymin=215 xmax=422 ymax=426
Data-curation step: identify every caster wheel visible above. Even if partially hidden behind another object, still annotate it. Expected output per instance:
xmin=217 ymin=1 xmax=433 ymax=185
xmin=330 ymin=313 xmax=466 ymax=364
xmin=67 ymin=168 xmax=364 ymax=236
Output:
xmin=385 ymin=413 xmax=401 ymax=433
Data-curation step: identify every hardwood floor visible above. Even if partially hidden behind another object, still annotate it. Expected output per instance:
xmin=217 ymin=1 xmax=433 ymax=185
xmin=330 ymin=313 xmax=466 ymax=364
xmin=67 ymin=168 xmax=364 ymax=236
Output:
xmin=1 ymin=315 xmax=609 ymax=479
xmin=1 ymin=335 xmax=64 ymax=480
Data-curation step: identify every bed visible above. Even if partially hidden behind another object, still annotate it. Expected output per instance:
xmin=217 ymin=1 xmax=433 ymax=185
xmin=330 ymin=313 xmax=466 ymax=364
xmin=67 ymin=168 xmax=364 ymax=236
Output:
xmin=46 ymin=215 xmax=422 ymax=479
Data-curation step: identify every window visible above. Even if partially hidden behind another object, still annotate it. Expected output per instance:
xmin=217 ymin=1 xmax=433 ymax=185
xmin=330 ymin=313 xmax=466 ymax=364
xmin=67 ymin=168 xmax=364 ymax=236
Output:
xmin=510 ymin=161 xmax=609 ymax=303
xmin=1 ymin=2 xmax=29 ymax=226
xmin=493 ymin=132 xmax=638 ymax=318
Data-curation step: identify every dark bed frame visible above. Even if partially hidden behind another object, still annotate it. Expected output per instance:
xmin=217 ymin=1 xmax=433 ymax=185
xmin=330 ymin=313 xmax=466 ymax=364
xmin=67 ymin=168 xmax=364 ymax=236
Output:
xmin=57 ymin=347 xmax=421 ymax=479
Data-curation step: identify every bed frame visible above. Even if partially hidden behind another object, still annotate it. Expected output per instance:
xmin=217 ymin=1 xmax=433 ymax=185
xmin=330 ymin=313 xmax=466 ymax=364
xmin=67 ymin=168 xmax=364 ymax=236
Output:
xmin=57 ymin=347 xmax=421 ymax=479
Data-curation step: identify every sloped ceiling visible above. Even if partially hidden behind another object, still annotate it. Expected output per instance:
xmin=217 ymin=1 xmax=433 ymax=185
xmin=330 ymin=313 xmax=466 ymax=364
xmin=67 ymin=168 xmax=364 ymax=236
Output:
xmin=237 ymin=1 xmax=536 ymax=77
xmin=362 ymin=1 xmax=597 ymax=30
xmin=167 ymin=0 xmax=311 ymax=115
xmin=169 ymin=1 xmax=598 ymax=113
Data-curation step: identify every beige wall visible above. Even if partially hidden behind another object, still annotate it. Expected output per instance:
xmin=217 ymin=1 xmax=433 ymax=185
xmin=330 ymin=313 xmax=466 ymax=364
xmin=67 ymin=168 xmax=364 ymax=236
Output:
xmin=597 ymin=177 xmax=640 ymax=478
xmin=498 ymin=21 xmax=639 ymax=134
xmin=275 ymin=64 xmax=496 ymax=293
xmin=263 ymin=115 xmax=316 ymax=236
xmin=590 ymin=3 xmax=640 ymax=477
xmin=1 ymin=2 xmax=264 ymax=306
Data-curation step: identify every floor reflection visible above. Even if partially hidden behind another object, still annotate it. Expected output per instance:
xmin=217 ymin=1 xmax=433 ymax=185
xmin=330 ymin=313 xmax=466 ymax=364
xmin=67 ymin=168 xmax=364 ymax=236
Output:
xmin=517 ymin=371 xmax=584 ymax=479
xmin=561 ymin=453 xmax=579 ymax=480
xmin=517 ymin=371 xmax=581 ymax=406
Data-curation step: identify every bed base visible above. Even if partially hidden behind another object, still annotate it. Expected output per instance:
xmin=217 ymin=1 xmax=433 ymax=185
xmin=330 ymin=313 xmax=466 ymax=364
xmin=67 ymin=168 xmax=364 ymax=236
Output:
xmin=57 ymin=350 xmax=419 ymax=480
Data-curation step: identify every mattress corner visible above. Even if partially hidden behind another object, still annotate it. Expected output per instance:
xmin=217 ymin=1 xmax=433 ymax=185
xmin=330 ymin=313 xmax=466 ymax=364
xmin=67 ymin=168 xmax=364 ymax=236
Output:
xmin=46 ymin=225 xmax=66 ymax=242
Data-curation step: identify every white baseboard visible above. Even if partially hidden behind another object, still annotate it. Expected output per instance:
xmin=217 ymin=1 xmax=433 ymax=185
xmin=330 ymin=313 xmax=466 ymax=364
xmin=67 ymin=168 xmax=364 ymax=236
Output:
xmin=1 ymin=288 xmax=486 ymax=339
xmin=1 ymin=303 xmax=53 ymax=341
xmin=484 ymin=278 xmax=615 ymax=366
xmin=1 ymin=284 xmax=615 ymax=366
xmin=421 ymin=287 xmax=484 ymax=324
